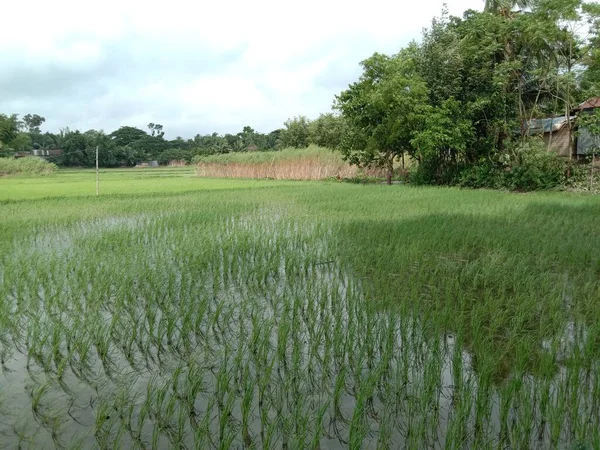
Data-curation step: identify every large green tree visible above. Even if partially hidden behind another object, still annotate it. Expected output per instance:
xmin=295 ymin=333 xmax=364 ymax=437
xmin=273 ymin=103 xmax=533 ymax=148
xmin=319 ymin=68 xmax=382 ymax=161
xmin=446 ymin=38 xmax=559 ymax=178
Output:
xmin=281 ymin=116 xmax=311 ymax=148
xmin=308 ymin=113 xmax=347 ymax=150
xmin=21 ymin=114 xmax=46 ymax=134
xmin=335 ymin=51 xmax=429 ymax=184
xmin=0 ymin=114 xmax=20 ymax=154
xmin=110 ymin=126 xmax=148 ymax=147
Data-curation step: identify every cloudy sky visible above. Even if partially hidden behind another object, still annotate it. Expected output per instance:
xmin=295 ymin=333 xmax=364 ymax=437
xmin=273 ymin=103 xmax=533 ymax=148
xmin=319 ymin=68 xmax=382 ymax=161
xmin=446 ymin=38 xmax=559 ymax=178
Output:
xmin=0 ymin=0 xmax=483 ymax=139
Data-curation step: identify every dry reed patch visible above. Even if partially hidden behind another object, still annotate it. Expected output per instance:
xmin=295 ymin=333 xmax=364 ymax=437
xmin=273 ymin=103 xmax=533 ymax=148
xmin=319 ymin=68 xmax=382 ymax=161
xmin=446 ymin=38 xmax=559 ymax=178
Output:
xmin=196 ymin=158 xmax=385 ymax=180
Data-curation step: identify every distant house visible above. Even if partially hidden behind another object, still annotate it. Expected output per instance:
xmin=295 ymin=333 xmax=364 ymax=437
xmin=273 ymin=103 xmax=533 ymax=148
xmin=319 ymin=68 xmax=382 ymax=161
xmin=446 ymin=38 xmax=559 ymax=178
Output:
xmin=524 ymin=116 xmax=575 ymax=157
xmin=573 ymin=97 xmax=600 ymax=113
xmin=521 ymin=97 xmax=600 ymax=158
xmin=32 ymin=149 xmax=63 ymax=159
xmin=572 ymin=97 xmax=600 ymax=156
xmin=134 ymin=160 xmax=159 ymax=168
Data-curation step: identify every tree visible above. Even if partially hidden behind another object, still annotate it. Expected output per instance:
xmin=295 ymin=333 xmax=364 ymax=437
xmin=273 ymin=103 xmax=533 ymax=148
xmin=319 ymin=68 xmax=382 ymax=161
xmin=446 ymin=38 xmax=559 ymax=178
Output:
xmin=147 ymin=123 xmax=164 ymax=138
xmin=308 ymin=113 xmax=347 ymax=149
xmin=10 ymin=133 xmax=32 ymax=152
xmin=578 ymin=1 xmax=600 ymax=99
xmin=110 ymin=126 xmax=148 ymax=147
xmin=0 ymin=114 xmax=19 ymax=153
xmin=266 ymin=129 xmax=283 ymax=150
xmin=281 ymin=116 xmax=311 ymax=148
xmin=483 ymin=0 xmax=532 ymax=14
xmin=335 ymin=51 xmax=429 ymax=184
xmin=411 ymin=99 xmax=474 ymax=183
xmin=21 ymin=114 xmax=46 ymax=133
xmin=578 ymin=109 xmax=600 ymax=188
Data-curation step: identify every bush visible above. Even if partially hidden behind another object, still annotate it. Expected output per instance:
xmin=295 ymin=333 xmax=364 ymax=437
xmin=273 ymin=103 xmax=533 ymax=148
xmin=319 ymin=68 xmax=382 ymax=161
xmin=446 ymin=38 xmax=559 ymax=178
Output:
xmin=409 ymin=159 xmax=464 ymax=186
xmin=0 ymin=157 xmax=58 ymax=176
xmin=501 ymin=139 xmax=565 ymax=191
xmin=458 ymin=162 xmax=502 ymax=189
xmin=157 ymin=148 xmax=192 ymax=165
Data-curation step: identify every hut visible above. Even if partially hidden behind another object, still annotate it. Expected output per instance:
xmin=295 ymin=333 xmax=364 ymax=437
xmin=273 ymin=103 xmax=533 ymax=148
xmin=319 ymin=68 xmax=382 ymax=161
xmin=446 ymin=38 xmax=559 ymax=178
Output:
xmin=524 ymin=116 xmax=575 ymax=157
xmin=573 ymin=97 xmax=600 ymax=156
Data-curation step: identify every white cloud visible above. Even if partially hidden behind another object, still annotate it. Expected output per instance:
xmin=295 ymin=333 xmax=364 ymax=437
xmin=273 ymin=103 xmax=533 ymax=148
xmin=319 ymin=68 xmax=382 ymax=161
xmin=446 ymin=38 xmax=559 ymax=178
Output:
xmin=0 ymin=0 xmax=483 ymax=137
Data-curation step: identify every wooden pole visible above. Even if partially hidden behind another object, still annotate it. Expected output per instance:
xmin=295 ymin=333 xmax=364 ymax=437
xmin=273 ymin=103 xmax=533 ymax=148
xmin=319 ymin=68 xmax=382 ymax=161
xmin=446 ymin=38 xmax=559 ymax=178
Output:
xmin=96 ymin=146 xmax=99 ymax=197
xmin=590 ymin=152 xmax=595 ymax=192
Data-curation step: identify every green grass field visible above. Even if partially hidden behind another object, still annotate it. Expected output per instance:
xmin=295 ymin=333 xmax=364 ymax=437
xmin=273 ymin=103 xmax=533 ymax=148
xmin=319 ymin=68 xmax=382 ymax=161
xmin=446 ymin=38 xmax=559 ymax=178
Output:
xmin=1 ymin=169 xmax=600 ymax=449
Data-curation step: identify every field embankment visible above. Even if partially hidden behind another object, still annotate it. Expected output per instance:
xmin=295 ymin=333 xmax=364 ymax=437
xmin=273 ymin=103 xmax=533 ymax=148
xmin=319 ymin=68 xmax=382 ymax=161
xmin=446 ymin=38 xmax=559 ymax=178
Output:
xmin=0 ymin=156 xmax=57 ymax=177
xmin=195 ymin=145 xmax=385 ymax=180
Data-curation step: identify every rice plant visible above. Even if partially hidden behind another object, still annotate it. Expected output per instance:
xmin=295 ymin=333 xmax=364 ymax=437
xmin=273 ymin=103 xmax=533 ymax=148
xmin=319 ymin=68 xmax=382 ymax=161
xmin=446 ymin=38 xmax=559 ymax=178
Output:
xmin=1 ymin=172 xmax=600 ymax=448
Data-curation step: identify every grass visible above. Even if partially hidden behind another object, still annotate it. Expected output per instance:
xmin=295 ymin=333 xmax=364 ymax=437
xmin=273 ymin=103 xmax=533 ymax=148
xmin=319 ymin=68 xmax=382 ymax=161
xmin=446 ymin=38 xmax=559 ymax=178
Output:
xmin=1 ymin=169 xmax=600 ymax=448
xmin=0 ymin=166 xmax=301 ymax=201
xmin=195 ymin=145 xmax=342 ymax=164
xmin=0 ymin=156 xmax=57 ymax=177
xmin=195 ymin=145 xmax=387 ymax=180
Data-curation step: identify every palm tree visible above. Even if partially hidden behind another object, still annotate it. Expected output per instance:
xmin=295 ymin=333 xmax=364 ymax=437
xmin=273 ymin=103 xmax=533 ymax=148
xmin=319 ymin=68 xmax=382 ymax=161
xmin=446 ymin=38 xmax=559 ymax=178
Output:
xmin=484 ymin=0 xmax=532 ymax=15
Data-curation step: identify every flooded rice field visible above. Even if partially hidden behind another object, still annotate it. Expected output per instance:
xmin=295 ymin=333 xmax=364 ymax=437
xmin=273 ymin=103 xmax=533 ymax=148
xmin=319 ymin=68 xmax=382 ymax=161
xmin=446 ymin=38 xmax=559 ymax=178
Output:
xmin=1 ymin=210 xmax=599 ymax=449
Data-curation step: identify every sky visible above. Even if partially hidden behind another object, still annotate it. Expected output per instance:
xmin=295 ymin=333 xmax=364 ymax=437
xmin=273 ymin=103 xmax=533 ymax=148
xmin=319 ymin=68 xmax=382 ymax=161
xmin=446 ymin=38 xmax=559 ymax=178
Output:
xmin=0 ymin=0 xmax=483 ymax=139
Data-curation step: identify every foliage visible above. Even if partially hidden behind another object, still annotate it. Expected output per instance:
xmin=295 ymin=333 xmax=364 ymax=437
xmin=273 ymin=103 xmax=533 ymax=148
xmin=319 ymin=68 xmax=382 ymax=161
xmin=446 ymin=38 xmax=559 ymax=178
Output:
xmin=335 ymin=50 xmax=429 ymax=183
xmin=458 ymin=162 xmax=503 ymax=189
xmin=157 ymin=148 xmax=193 ymax=165
xmin=0 ymin=114 xmax=20 ymax=154
xmin=330 ymin=0 xmax=600 ymax=189
xmin=280 ymin=116 xmax=311 ymax=148
xmin=502 ymin=138 xmax=565 ymax=190
xmin=21 ymin=114 xmax=46 ymax=133
xmin=577 ymin=109 xmax=600 ymax=155
xmin=410 ymin=98 xmax=474 ymax=184
xmin=0 ymin=156 xmax=57 ymax=176
xmin=193 ymin=145 xmax=340 ymax=165
xmin=308 ymin=113 xmax=347 ymax=150
xmin=1 ymin=1 xmax=599 ymax=188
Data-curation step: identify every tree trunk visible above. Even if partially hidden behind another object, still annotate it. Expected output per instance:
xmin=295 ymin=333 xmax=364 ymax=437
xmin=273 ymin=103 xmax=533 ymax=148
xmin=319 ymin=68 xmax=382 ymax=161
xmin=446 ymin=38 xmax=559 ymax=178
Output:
xmin=386 ymin=154 xmax=393 ymax=185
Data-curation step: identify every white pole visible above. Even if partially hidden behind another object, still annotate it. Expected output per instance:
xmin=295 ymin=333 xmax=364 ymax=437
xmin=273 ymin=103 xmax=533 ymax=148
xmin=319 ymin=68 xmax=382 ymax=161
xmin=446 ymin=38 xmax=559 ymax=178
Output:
xmin=96 ymin=146 xmax=99 ymax=197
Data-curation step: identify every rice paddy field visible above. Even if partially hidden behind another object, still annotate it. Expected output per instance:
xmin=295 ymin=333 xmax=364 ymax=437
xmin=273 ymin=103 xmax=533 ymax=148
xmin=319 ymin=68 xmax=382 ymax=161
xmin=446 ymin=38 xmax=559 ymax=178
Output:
xmin=1 ymin=168 xmax=600 ymax=449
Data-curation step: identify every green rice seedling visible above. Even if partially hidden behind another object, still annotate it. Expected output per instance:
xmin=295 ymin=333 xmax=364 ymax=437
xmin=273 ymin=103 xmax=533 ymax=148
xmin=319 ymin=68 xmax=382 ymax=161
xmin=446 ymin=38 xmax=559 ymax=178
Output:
xmin=348 ymin=392 xmax=369 ymax=450
xmin=194 ymin=396 xmax=216 ymax=449
xmin=240 ymin=364 xmax=254 ymax=448
xmin=3 ymin=171 xmax=600 ymax=448
xmin=31 ymin=382 xmax=51 ymax=418
xmin=310 ymin=401 xmax=330 ymax=450
xmin=94 ymin=398 xmax=113 ymax=447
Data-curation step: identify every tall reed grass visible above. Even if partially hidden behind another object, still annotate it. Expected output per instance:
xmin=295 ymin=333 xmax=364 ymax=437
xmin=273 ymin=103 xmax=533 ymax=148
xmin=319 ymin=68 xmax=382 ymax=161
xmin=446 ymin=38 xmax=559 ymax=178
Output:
xmin=195 ymin=145 xmax=386 ymax=180
xmin=0 ymin=156 xmax=57 ymax=176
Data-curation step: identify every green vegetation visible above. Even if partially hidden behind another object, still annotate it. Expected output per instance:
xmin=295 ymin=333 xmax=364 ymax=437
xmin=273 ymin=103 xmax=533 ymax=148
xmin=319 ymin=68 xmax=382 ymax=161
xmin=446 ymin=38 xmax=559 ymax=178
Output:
xmin=193 ymin=145 xmax=341 ymax=165
xmin=0 ymin=156 xmax=57 ymax=177
xmin=194 ymin=146 xmax=374 ymax=181
xmin=1 ymin=170 xmax=600 ymax=448
xmin=2 ymin=2 xmax=598 ymax=192
xmin=0 ymin=167 xmax=298 ymax=202
xmin=334 ymin=1 xmax=600 ymax=186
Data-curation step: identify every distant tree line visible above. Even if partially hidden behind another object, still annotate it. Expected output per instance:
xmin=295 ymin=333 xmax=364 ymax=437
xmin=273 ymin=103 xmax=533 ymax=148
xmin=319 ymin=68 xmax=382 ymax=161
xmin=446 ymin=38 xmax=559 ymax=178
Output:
xmin=0 ymin=112 xmax=348 ymax=168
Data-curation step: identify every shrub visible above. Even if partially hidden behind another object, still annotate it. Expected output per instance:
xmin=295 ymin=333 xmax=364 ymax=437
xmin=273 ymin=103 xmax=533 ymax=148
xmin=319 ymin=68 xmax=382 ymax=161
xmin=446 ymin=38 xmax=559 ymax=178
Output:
xmin=458 ymin=162 xmax=502 ymax=189
xmin=409 ymin=159 xmax=464 ymax=186
xmin=157 ymin=148 xmax=192 ymax=165
xmin=501 ymin=139 xmax=565 ymax=191
xmin=0 ymin=157 xmax=58 ymax=176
